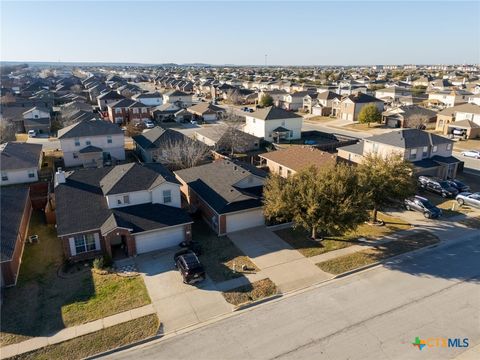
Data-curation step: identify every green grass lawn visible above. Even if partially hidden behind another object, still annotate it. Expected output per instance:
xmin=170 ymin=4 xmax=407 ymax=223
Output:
xmin=222 ymin=279 xmax=278 ymax=306
xmin=9 ymin=314 xmax=159 ymax=360
xmin=317 ymin=231 xmax=439 ymax=274
xmin=0 ymin=211 xmax=151 ymax=346
xmin=275 ymin=212 xmax=411 ymax=257
xmin=193 ymin=221 xmax=258 ymax=283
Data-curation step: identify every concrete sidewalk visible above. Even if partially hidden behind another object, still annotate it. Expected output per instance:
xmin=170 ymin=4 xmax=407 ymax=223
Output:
xmin=0 ymin=304 xmax=156 ymax=359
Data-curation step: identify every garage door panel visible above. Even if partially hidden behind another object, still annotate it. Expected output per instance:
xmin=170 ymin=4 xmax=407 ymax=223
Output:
xmin=135 ymin=226 xmax=185 ymax=254
xmin=226 ymin=209 xmax=265 ymax=233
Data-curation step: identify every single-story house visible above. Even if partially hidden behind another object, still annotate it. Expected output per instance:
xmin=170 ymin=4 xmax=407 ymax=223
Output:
xmin=187 ymin=102 xmax=226 ymax=121
xmin=381 ymin=105 xmax=437 ymax=128
xmin=195 ymin=126 xmax=260 ymax=153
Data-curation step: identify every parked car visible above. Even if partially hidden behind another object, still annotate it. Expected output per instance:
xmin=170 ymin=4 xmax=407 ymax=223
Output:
xmin=446 ymin=179 xmax=470 ymax=193
xmin=28 ymin=130 xmax=37 ymax=138
xmin=456 ymin=192 xmax=480 ymax=208
xmin=461 ymin=150 xmax=480 ymax=159
xmin=174 ymin=252 xmax=205 ymax=284
xmin=418 ymin=176 xmax=459 ymax=198
xmin=143 ymin=120 xmax=155 ymax=129
xmin=404 ymin=195 xmax=442 ymax=219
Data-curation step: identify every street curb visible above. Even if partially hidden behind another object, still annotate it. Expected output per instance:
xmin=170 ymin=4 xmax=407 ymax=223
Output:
xmin=85 ymin=334 xmax=163 ymax=360
xmin=233 ymin=293 xmax=283 ymax=311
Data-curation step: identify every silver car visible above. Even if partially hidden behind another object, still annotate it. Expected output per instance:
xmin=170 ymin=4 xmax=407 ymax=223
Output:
xmin=456 ymin=192 xmax=480 ymax=208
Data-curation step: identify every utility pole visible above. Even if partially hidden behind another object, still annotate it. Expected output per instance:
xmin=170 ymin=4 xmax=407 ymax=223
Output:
xmin=265 ymin=54 xmax=268 ymax=67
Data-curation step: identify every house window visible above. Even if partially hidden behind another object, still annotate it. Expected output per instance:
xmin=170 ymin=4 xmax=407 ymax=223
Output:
xmin=86 ymin=139 xmax=91 ymax=146
xmin=278 ymin=166 xmax=283 ymax=175
xmin=372 ymin=143 xmax=379 ymax=154
xmin=409 ymin=148 xmax=417 ymax=160
xmin=163 ymin=190 xmax=172 ymax=203
xmin=74 ymin=138 xmax=80 ymax=146
xmin=432 ymin=145 xmax=438 ymax=153
xmin=73 ymin=152 xmax=78 ymax=159
xmin=123 ymin=195 xmax=130 ymax=204
xmin=133 ymin=108 xmax=139 ymax=114
xmin=28 ymin=170 xmax=35 ymax=178
xmin=74 ymin=234 xmax=96 ymax=254
xmin=447 ymin=143 xmax=452 ymax=151
xmin=438 ymin=120 xmax=444 ymax=128
xmin=1 ymin=172 xmax=8 ymax=181
xmin=281 ymin=120 xmax=285 ymax=126
xmin=287 ymin=169 xmax=292 ymax=177
xmin=422 ymin=146 xmax=428 ymax=157
xmin=115 ymin=108 xmax=121 ymax=114
xmin=107 ymin=135 xmax=112 ymax=144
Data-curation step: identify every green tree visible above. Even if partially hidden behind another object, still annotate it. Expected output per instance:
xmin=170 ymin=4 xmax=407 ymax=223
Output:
xmin=357 ymin=153 xmax=416 ymax=224
xmin=358 ymin=103 xmax=382 ymax=127
xmin=259 ymin=93 xmax=273 ymax=107
xmin=264 ymin=165 xmax=369 ymax=239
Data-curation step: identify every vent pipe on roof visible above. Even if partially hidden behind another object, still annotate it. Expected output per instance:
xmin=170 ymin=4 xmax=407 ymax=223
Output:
xmin=55 ymin=168 xmax=66 ymax=187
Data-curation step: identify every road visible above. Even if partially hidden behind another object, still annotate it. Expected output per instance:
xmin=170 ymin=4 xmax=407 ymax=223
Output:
xmin=104 ymin=232 xmax=480 ymax=360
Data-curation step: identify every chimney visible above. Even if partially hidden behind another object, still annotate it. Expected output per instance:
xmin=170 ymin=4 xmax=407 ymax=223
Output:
xmin=55 ymin=168 xmax=66 ymax=187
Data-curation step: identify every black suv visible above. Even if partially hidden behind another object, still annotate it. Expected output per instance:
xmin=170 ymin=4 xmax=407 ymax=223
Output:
xmin=404 ymin=195 xmax=442 ymax=219
xmin=446 ymin=179 xmax=470 ymax=193
xmin=418 ymin=176 xmax=459 ymax=198
xmin=174 ymin=251 xmax=205 ymax=284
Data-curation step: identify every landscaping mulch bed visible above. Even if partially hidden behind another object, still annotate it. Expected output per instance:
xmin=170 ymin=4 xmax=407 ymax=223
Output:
xmin=222 ymin=279 xmax=278 ymax=306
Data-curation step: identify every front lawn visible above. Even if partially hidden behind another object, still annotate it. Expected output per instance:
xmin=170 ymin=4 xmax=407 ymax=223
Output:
xmin=307 ymin=116 xmax=333 ymax=122
xmin=275 ymin=212 xmax=411 ymax=257
xmin=0 ymin=211 xmax=151 ymax=346
xmin=317 ymin=231 xmax=439 ymax=274
xmin=193 ymin=221 xmax=258 ymax=283
xmin=222 ymin=279 xmax=278 ymax=306
xmin=343 ymin=122 xmax=385 ymax=131
xmin=10 ymin=314 xmax=159 ymax=360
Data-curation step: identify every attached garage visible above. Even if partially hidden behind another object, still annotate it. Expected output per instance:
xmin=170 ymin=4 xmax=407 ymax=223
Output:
xmin=135 ymin=226 xmax=185 ymax=254
xmin=225 ymin=208 xmax=265 ymax=233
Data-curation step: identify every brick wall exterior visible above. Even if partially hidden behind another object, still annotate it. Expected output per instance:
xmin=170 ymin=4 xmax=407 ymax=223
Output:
xmin=60 ymin=229 xmax=105 ymax=262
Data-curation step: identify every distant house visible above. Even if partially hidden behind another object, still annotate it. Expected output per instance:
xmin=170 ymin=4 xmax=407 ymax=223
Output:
xmin=187 ymin=102 xmax=226 ymax=121
xmin=0 ymin=105 xmax=51 ymax=134
xmin=55 ymin=163 xmax=192 ymax=260
xmin=427 ymin=90 xmax=471 ymax=108
xmin=152 ymin=103 xmax=181 ymax=122
xmin=132 ymin=92 xmax=163 ymax=107
xmin=97 ymin=90 xmax=125 ymax=111
xmin=58 ymin=120 xmax=125 ymax=168
xmin=1 ymin=185 xmax=32 ymax=287
xmin=244 ymin=106 xmax=303 ymax=142
xmin=276 ymin=91 xmax=309 ymax=111
xmin=332 ymin=93 xmax=384 ymax=122
xmin=435 ymin=103 xmax=480 ymax=139
xmin=163 ymin=90 xmax=193 ymax=107
xmin=0 ymin=142 xmax=43 ymax=186
xmin=381 ymin=105 xmax=437 ymax=128
xmin=175 ymin=160 xmax=267 ymax=235
xmin=375 ymin=86 xmax=412 ymax=103
xmin=107 ymin=99 xmax=150 ymax=124
xmin=338 ymin=129 xmax=460 ymax=179
xmin=195 ymin=126 xmax=260 ymax=153
xmin=132 ymin=126 xmax=189 ymax=163
xmin=259 ymin=146 xmax=336 ymax=178
xmin=304 ymin=91 xmax=341 ymax=115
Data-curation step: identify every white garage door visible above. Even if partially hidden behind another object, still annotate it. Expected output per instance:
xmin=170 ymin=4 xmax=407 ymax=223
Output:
xmin=135 ymin=226 xmax=185 ymax=254
xmin=226 ymin=209 xmax=265 ymax=233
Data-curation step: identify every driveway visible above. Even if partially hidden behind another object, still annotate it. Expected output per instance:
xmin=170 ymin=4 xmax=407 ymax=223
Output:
xmin=228 ymin=227 xmax=331 ymax=293
xmin=134 ymin=250 xmax=232 ymax=334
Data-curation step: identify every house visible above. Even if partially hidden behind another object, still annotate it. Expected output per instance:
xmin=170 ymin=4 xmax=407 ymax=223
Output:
xmin=57 ymin=119 xmax=125 ymax=168
xmin=107 ymin=99 xmax=150 ymax=124
xmin=244 ymin=106 xmax=303 ymax=143
xmin=304 ymin=91 xmax=341 ymax=115
xmin=54 ymin=163 xmax=192 ymax=260
xmin=175 ymin=160 xmax=267 ymax=235
xmin=0 ymin=105 xmax=51 ymax=134
xmin=427 ymin=90 xmax=471 ymax=108
xmin=259 ymin=146 xmax=336 ymax=178
xmin=1 ymin=142 xmax=43 ymax=186
xmin=133 ymin=126 xmax=189 ymax=163
xmin=338 ymin=129 xmax=460 ymax=179
xmin=435 ymin=103 xmax=480 ymax=139
xmin=163 ymin=90 xmax=193 ymax=107
xmin=1 ymin=186 xmax=32 ymax=286
xmin=277 ymin=91 xmax=309 ymax=111
xmin=152 ymin=103 xmax=182 ymax=122
xmin=332 ymin=93 xmax=384 ymax=122
xmin=195 ymin=126 xmax=260 ymax=153
xmin=132 ymin=92 xmax=163 ymax=107
xmin=97 ymin=90 xmax=125 ymax=111
xmin=381 ymin=105 xmax=437 ymax=128
xmin=375 ymin=86 xmax=412 ymax=104
xmin=187 ymin=102 xmax=226 ymax=121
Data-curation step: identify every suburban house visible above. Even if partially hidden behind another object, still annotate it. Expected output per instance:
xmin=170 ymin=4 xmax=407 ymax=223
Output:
xmin=175 ymin=160 xmax=267 ymax=235
xmin=58 ymin=119 xmax=125 ymax=168
xmin=97 ymin=90 xmax=125 ymax=111
xmin=132 ymin=92 xmax=163 ymax=107
xmin=195 ymin=126 xmax=260 ymax=153
xmin=375 ymin=86 xmax=412 ymax=104
xmin=276 ymin=91 xmax=309 ymax=111
xmin=435 ymin=103 xmax=480 ymax=139
xmin=132 ymin=126 xmax=189 ymax=163
xmin=0 ymin=142 xmax=43 ymax=186
xmin=54 ymin=163 xmax=192 ymax=260
xmin=187 ymin=102 xmax=225 ymax=121
xmin=0 ymin=105 xmax=51 ymax=134
xmin=338 ymin=129 xmax=460 ymax=179
xmin=259 ymin=146 xmax=336 ymax=178
xmin=427 ymin=90 xmax=471 ymax=108
xmin=152 ymin=103 xmax=182 ymax=122
xmin=107 ymin=99 xmax=150 ymax=124
xmin=304 ymin=91 xmax=341 ymax=115
xmin=381 ymin=105 xmax=437 ymax=128
xmin=244 ymin=106 xmax=303 ymax=143
xmin=163 ymin=90 xmax=193 ymax=107
xmin=1 ymin=185 xmax=32 ymax=287
xmin=332 ymin=93 xmax=384 ymax=121
xmin=258 ymin=89 xmax=288 ymax=104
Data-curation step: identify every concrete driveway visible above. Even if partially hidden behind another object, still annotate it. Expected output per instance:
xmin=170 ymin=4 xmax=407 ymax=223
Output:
xmin=135 ymin=250 xmax=232 ymax=334
xmin=228 ymin=227 xmax=332 ymax=293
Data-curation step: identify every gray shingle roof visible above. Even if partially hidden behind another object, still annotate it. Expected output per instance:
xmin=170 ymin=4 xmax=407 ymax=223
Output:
xmin=57 ymin=120 xmax=123 ymax=139
xmin=0 ymin=142 xmax=42 ymax=171
xmin=132 ymin=127 xmax=187 ymax=150
xmin=366 ymin=129 xmax=452 ymax=148
xmin=250 ymin=106 xmax=302 ymax=121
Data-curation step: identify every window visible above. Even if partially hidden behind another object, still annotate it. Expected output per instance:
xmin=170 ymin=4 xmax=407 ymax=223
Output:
xmin=409 ymin=148 xmax=417 ymax=160
xmin=447 ymin=143 xmax=452 ymax=151
xmin=123 ymin=195 xmax=130 ymax=204
xmin=281 ymin=120 xmax=285 ymax=126
xmin=372 ymin=143 xmax=379 ymax=154
xmin=74 ymin=137 xmax=80 ymax=146
xmin=432 ymin=145 xmax=438 ymax=153
xmin=163 ymin=190 xmax=172 ymax=203
xmin=252 ymin=118 xmax=256 ymax=124
xmin=86 ymin=140 xmax=91 ymax=146
xmin=422 ymin=146 xmax=428 ymax=157
xmin=133 ymin=108 xmax=139 ymax=114
xmin=115 ymin=108 xmax=121 ymax=114
xmin=1 ymin=172 xmax=8 ymax=181
xmin=287 ymin=169 xmax=292 ymax=177
xmin=28 ymin=170 xmax=35 ymax=178
xmin=107 ymin=135 xmax=112 ymax=144
xmin=278 ymin=166 xmax=283 ymax=175
xmin=74 ymin=234 xmax=96 ymax=254
xmin=73 ymin=152 xmax=78 ymax=159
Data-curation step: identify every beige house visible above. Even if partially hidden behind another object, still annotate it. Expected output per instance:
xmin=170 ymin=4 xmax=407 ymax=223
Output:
xmin=332 ymin=93 xmax=384 ymax=122
xmin=435 ymin=103 xmax=480 ymax=138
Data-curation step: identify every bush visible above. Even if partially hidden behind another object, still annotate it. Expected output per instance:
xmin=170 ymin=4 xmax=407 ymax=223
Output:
xmin=93 ymin=257 xmax=104 ymax=270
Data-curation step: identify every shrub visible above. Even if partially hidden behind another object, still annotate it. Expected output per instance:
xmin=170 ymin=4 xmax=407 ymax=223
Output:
xmin=93 ymin=257 xmax=104 ymax=270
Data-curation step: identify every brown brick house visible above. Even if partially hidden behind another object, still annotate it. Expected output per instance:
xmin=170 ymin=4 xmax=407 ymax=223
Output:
xmin=107 ymin=99 xmax=150 ymax=125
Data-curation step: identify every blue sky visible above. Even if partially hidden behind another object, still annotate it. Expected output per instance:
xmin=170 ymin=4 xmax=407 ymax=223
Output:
xmin=1 ymin=1 xmax=478 ymax=65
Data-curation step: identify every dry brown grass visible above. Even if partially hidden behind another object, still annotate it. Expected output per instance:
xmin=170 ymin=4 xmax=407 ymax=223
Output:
xmin=222 ymin=279 xmax=278 ymax=306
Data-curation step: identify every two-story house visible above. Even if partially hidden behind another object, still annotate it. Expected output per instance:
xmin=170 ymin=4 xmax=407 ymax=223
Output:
xmin=435 ymin=103 xmax=480 ymax=139
xmin=244 ymin=106 xmax=303 ymax=143
xmin=375 ymin=86 xmax=412 ymax=105
xmin=107 ymin=99 xmax=150 ymax=125
xmin=58 ymin=119 xmax=125 ymax=168
xmin=55 ymin=163 xmax=192 ymax=261
xmin=427 ymin=90 xmax=472 ymax=108
xmin=96 ymin=90 xmax=125 ymax=111
xmin=332 ymin=93 xmax=384 ymax=122
xmin=338 ymin=129 xmax=460 ymax=179
xmin=304 ymin=91 xmax=341 ymax=115
xmin=163 ymin=90 xmax=193 ymax=107
xmin=132 ymin=92 xmax=163 ymax=107
xmin=277 ymin=91 xmax=309 ymax=111
xmin=0 ymin=142 xmax=43 ymax=186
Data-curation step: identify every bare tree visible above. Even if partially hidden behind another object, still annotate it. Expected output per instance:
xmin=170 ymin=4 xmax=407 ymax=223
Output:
xmin=225 ymin=89 xmax=242 ymax=105
xmin=70 ymin=84 xmax=83 ymax=95
xmin=406 ymin=114 xmax=430 ymax=129
xmin=0 ymin=122 xmax=16 ymax=144
xmin=215 ymin=110 xmax=250 ymax=157
xmin=161 ymin=137 xmax=211 ymax=170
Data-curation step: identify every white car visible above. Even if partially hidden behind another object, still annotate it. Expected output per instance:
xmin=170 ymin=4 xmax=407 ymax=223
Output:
xmin=28 ymin=130 xmax=37 ymax=138
xmin=143 ymin=120 xmax=155 ymax=129
xmin=456 ymin=192 xmax=480 ymax=209
xmin=461 ymin=150 xmax=480 ymax=159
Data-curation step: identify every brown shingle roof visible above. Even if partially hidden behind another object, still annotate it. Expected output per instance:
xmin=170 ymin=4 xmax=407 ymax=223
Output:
xmin=259 ymin=146 xmax=336 ymax=173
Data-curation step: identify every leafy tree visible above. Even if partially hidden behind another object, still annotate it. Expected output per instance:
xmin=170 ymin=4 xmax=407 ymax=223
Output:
xmin=358 ymin=103 xmax=382 ymax=127
xmin=357 ymin=153 xmax=416 ymax=223
xmin=264 ymin=165 xmax=369 ymax=239
xmin=259 ymin=93 xmax=273 ymax=107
